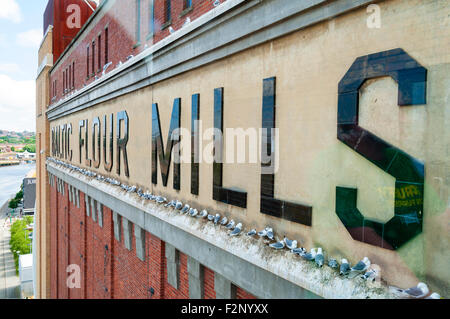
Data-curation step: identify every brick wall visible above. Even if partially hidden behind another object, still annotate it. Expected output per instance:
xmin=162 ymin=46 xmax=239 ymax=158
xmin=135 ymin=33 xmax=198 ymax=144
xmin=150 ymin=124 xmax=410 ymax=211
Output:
xmin=203 ymin=267 xmax=216 ymax=299
xmin=147 ymin=233 xmax=165 ymax=298
xmin=163 ymin=251 xmax=189 ymax=298
xmin=236 ymin=287 xmax=256 ymax=299
xmin=57 ymin=182 xmax=68 ymax=298
xmin=50 ymin=0 xmax=223 ymax=105
xmin=67 ymin=190 xmax=85 ymax=299
xmin=49 ymin=186 xmax=256 ymax=299
xmin=50 ymin=179 xmax=58 ymax=298
xmin=111 ymin=221 xmax=148 ymax=298
xmin=153 ymin=0 xmax=224 ymax=43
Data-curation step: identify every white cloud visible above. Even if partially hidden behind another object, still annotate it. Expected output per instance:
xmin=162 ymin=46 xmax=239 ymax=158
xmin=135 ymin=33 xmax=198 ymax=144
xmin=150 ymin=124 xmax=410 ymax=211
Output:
xmin=16 ymin=28 xmax=42 ymax=48
xmin=0 ymin=74 xmax=35 ymax=131
xmin=0 ymin=0 xmax=22 ymax=23
xmin=0 ymin=63 xmax=20 ymax=74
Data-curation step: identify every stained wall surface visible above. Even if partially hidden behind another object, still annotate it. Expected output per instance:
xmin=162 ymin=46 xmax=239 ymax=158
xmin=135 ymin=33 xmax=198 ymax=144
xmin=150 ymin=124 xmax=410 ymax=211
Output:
xmin=47 ymin=0 xmax=450 ymax=297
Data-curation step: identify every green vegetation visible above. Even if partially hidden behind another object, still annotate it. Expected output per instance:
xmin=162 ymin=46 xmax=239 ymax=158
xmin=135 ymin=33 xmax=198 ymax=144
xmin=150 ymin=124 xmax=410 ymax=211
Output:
xmin=10 ymin=216 xmax=34 ymax=274
xmin=15 ymin=189 xmax=23 ymax=200
xmin=24 ymin=145 xmax=36 ymax=153
xmin=0 ymin=133 xmax=36 ymax=154
xmin=0 ymin=134 xmax=35 ymax=145
xmin=8 ymin=199 xmax=19 ymax=209
xmin=8 ymin=188 xmax=23 ymax=209
xmin=15 ymin=145 xmax=35 ymax=153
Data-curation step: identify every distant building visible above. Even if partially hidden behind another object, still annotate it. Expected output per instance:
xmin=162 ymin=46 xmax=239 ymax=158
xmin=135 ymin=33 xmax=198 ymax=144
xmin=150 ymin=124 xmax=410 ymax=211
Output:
xmin=23 ymin=177 xmax=36 ymax=216
xmin=0 ymin=145 xmax=10 ymax=153
xmin=17 ymin=151 xmax=36 ymax=160
xmin=19 ymin=254 xmax=34 ymax=299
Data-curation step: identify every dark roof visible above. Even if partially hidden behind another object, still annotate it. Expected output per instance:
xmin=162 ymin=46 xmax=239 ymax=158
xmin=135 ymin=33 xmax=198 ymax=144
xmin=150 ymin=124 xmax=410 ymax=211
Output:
xmin=23 ymin=178 xmax=36 ymax=211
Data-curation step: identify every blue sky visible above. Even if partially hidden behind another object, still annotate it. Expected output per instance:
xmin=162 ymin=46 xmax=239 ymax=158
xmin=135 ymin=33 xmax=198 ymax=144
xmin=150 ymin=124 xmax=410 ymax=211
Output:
xmin=0 ymin=0 xmax=48 ymax=132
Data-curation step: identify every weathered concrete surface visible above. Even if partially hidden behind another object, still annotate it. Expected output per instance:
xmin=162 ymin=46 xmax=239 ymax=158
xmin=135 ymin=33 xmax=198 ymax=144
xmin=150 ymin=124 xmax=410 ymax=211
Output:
xmin=47 ymin=0 xmax=450 ymax=296
xmin=214 ymin=272 xmax=236 ymax=299
xmin=47 ymin=161 xmax=401 ymax=299
xmin=187 ymin=256 xmax=204 ymax=299
xmin=165 ymin=243 xmax=179 ymax=290
xmin=0 ymin=201 xmax=21 ymax=299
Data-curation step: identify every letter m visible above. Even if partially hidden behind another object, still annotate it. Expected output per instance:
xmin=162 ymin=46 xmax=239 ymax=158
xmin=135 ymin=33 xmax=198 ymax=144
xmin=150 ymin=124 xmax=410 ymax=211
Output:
xmin=152 ymin=99 xmax=181 ymax=189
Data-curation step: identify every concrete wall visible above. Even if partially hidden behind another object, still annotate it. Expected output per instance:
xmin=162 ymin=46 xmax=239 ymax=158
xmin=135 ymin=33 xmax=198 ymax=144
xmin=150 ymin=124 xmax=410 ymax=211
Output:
xmin=47 ymin=0 xmax=449 ymax=297
xmin=35 ymin=26 xmax=54 ymax=299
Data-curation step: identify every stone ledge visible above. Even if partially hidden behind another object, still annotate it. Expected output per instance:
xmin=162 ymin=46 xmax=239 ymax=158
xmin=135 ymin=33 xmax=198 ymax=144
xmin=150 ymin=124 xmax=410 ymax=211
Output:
xmin=46 ymin=159 xmax=396 ymax=299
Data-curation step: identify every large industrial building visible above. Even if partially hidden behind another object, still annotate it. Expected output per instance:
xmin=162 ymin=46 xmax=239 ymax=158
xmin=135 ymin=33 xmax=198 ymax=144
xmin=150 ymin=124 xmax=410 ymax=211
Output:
xmin=35 ymin=0 xmax=449 ymax=299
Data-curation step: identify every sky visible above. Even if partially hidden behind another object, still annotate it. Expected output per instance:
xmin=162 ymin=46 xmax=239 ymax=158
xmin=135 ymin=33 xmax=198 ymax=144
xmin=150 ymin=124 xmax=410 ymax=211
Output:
xmin=0 ymin=0 xmax=48 ymax=132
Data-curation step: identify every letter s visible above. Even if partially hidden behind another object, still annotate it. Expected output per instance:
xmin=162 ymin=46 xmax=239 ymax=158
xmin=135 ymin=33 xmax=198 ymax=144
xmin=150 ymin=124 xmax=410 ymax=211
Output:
xmin=336 ymin=48 xmax=427 ymax=250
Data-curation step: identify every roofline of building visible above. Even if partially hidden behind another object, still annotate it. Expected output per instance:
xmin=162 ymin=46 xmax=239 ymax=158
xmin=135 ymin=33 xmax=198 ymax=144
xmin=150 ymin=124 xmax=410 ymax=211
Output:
xmin=46 ymin=0 xmax=249 ymax=112
xmin=50 ymin=0 xmax=109 ymax=73
xmin=46 ymin=0 xmax=379 ymax=119
xmin=38 ymin=24 xmax=53 ymax=51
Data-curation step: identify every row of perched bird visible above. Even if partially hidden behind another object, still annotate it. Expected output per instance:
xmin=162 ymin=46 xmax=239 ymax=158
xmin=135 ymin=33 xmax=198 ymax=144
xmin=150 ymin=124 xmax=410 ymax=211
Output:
xmin=163 ymin=200 xmax=244 ymax=236
xmin=259 ymin=235 xmax=441 ymax=298
xmin=47 ymin=158 xmax=443 ymax=299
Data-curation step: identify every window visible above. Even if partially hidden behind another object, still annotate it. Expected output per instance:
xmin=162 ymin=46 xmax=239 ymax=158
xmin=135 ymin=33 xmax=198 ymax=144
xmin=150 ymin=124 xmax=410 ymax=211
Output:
xmin=98 ymin=34 xmax=102 ymax=71
xmin=66 ymin=69 xmax=68 ymax=92
xmin=63 ymin=70 xmax=66 ymax=94
xmin=135 ymin=0 xmax=141 ymax=46
xmin=184 ymin=0 xmax=192 ymax=9
xmin=86 ymin=45 xmax=90 ymax=78
xmin=68 ymin=65 xmax=71 ymax=91
xmin=165 ymin=0 xmax=171 ymax=22
xmin=149 ymin=0 xmax=154 ymax=36
xmin=92 ymin=40 xmax=95 ymax=75
xmin=105 ymin=27 xmax=109 ymax=63
xmin=72 ymin=62 xmax=75 ymax=88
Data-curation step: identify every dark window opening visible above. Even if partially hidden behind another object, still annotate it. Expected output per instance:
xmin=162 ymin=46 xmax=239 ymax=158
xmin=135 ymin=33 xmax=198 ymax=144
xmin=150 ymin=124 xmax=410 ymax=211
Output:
xmin=149 ymin=0 xmax=154 ymax=35
xmin=184 ymin=0 xmax=192 ymax=9
xmin=68 ymin=65 xmax=71 ymax=91
xmin=105 ymin=27 xmax=109 ymax=64
xmin=92 ymin=40 xmax=95 ymax=75
xmin=87 ymin=45 xmax=90 ymax=78
xmin=98 ymin=34 xmax=102 ymax=71
xmin=165 ymin=0 xmax=171 ymax=22
xmin=136 ymin=0 xmax=141 ymax=44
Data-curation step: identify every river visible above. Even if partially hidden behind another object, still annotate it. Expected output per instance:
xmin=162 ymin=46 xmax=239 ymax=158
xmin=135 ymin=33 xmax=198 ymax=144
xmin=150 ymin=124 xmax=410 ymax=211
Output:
xmin=0 ymin=164 xmax=36 ymax=207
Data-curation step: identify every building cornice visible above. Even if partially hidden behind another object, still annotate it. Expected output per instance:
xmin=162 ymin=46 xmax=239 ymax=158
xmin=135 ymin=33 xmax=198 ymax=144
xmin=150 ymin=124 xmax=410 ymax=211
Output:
xmin=38 ymin=24 xmax=53 ymax=51
xmin=36 ymin=54 xmax=53 ymax=79
xmin=50 ymin=0 xmax=111 ymax=73
xmin=47 ymin=0 xmax=381 ymax=120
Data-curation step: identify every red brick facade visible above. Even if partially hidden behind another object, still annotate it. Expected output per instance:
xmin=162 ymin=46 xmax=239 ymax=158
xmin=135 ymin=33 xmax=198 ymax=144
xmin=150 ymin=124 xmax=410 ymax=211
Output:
xmin=49 ymin=0 xmax=226 ymax=105
xmin=48 ymin=178 xmax=255 ymax=299
xmin=45 ymin=0 xmax=258 ymax=299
